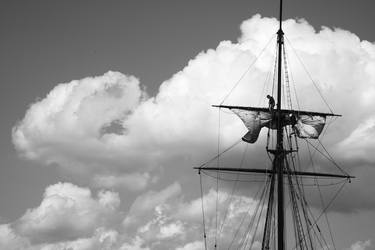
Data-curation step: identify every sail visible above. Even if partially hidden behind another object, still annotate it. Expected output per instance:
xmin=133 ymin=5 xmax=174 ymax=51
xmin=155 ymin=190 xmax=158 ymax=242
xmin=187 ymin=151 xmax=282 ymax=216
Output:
xmin=294 ymin=115 xmax=326 ymax=139
xmin=231 ymin=108 xmax=273 ymax=143
xmin=231 ymin=108 xmax=326 ymax=142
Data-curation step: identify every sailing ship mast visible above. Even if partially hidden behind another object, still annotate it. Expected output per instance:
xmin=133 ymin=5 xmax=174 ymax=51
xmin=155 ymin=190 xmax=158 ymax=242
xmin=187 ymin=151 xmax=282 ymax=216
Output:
xmin=275 ymin=0 xmax=285 ymax=248
xmin=195 ymin=0 xmax=354 ymax=249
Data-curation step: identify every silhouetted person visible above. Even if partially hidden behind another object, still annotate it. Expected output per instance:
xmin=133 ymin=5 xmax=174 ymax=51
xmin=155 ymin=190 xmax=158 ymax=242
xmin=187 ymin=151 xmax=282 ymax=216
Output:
xmin=267 ymin=95 xmax=275 ymax=112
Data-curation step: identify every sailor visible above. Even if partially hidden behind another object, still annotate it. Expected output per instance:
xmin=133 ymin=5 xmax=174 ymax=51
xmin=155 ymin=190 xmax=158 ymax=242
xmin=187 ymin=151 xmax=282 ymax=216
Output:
xmin=266 ymin=95 xmax=275 ymax=112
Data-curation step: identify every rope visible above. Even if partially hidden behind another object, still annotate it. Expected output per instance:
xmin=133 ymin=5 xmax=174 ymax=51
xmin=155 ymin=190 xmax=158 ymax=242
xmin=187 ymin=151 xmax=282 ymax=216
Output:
xmin=318 ymin=139 xmax=349 ymax=176
xmin=284 ymin=38 xmax=302 ymax=113
xmin=283 ymin=45 xmax=293 ymax=110
xmin=214 ymin=109 xmax=222 ymax=249
xmin=227 ymin=175 xmax=269 ymax=249
xmin=239 ymin=177 xmax=270 ymax=249
xmin=218 ymin=144 xmax=248 ymax=239
xmin=291 ymin=181 xmax=348 ymax=250
xmin=195 ymin=138 xmax=242 ymax=169
xmin=199 ymin=172 xmax=208 ymax=250
xmin=220 ymin=35 xmax=276 ymax=105
xmin=306 ymin=141 xmax=337 ymax=250
xmin=304 ymin=139 xmax=349 ymax=176
xmin=286 ymin=128 xmax=326 ymax=250
xmin=245 ymin=180 xmax=269 ymax=250
xmin=285 ymin=36 xmax=334 ymax=114
xmin=311 ymin=181 xmax=347 ymax=227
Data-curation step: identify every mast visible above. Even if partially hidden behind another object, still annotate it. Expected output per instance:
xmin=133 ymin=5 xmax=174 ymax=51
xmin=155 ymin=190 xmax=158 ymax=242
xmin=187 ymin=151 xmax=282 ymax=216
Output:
xmin=276 ymin=0 xmax=285 ymax=249
xmin=195 ymin=0 xmax=355 ymax=248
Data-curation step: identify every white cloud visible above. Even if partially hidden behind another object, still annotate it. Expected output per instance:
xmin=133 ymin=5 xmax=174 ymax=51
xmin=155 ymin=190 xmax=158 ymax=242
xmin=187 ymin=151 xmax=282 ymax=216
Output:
xmin=123 ymin=182 xmax=181 ymax=229
xmin=157 ymin=221 xmax=184 ymax=239
xmin=8 ymin=13 xmax=375 ymax=248
xmin=348 ymin=240 xmax=372 ymax=250
xmin=121 ymin=182 xmax=260 ymax=249
xmin=35 ymin=228 xmax=119 ymax=250
xmin=12 ymin=71 xmax=145 ymax=172
xmin=337 ymin=116 xmax=375 ymax=164
xmin=14 ymin=182 xmax=121 ymax=244
xmin=12 ymin=16 xmax=375 ymax=182
xmin=119 ymin=236 xmax=150 ymax=250
xmin=176 ymin=241 xmax=204 ymax=250
xmin=93 ymin=172 xmax=151 ymax=191
xmin=0 ymin=224 xmax=29 ymax=250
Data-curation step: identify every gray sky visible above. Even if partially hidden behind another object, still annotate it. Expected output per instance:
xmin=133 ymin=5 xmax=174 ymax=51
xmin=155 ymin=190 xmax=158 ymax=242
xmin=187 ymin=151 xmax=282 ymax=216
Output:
xmin=0 ymin=0 xmax=375 ymax=249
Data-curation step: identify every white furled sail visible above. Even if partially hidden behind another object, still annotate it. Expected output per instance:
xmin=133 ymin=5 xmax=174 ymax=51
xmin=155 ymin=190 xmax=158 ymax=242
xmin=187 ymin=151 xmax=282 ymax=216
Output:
xmin=294 ymin=115 xmax=326 ymax=139
xmin=231 ymin=109 xmax=273 ymax=143
xmin=232 ymin=108 xmax=326 ymax=143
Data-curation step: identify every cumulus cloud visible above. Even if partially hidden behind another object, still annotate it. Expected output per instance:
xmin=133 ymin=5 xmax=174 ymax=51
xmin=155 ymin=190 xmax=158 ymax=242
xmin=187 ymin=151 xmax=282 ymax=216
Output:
xmin=8 ymin=14 xmax=375 ymax=248
xmin=14 ymin=182 xmax=121 ymax=244
xmin=119 ymin=236 xmax=150 ymax=250
xmin=0 ymin=181 xmax=261 ymax=249
xmin=92 ymin=172 xmax=152 ymax=191
xmin=337 ymin=116 xmax=375 ymax=164
xmin=121 ymin=181 xmax=260 ymax=250
xmin=348 ymin=240 xmax=372 ymax=250
xmin=12 ymin=71 xmax=145 ymax=172
xmin=12 ymin=16 xmax=375 ymax=180
xmin=176 ymin=241 xmax=204 ymax=250
xmin=123 ymin=182 xmax=182 ymax=229
xmin=34 ymin=228 xmax=119 ymax=250
xmin=0 ymin=224 xmax=28 ymax=249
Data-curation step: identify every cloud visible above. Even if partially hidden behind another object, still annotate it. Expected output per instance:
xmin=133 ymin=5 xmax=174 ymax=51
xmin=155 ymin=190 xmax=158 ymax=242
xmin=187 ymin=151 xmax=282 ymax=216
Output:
xmin=336 ymin=116 xmax=375 ymax=164
xmin=123 ymin=182 xmax=182 ymax=229
xmin=12 ymin=71 xmax=145 ymax=172
xmin=8 ymin=13 xmax=375 ymax=248
xmin=119 ymin=236 xmax=149 ymax=250
xmin=1 ymin=181 xmax=259 ymax=249
xmin=92 ymin=172 xmax=152 ymax=191
xmin=348 ymin=240 xmax=372 ymax=250
xmin=35 ymin=228 xmax=119 ymax=250
xmin=0 ymin=224 xmax=29 ymax=250
xmin=12 ymin=16 xmax=375 ymax=179
xmin=176 ymin=241 xmax=204 ymax=250
xmin=122 ymin=181 xmax=260 ymax=249
xmin=14 ymin=182 xmax=121 ymax=244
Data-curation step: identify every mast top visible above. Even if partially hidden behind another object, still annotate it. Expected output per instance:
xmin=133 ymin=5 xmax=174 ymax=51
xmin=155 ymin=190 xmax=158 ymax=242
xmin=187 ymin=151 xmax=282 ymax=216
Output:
xmin=279 ymin=0 xmax=283 ymax=31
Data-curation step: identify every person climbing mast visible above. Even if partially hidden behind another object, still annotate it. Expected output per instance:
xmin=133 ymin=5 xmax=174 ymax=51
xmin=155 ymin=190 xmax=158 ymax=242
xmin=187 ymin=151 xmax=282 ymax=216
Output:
xmin=267 ymin=94 xmax=275 ymax=113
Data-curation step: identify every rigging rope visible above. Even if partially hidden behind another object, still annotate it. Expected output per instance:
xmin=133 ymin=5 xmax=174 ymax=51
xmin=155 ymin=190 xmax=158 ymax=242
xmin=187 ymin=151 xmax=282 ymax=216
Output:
xmin=283 ymin=45 xmax=293 ymax=110
xmin=285 ymin=41 xmax=302 ymax=112
xmin=220 ymin=35 xmax=276 ymax=105
xmin=304 ymin=139 xmax=349 ymax=176
xmin=199 ymin=171 xmax=208 ymax=250
xmin=218 ymin=144 xmax=249 ymax=240
xmin=318 ymin=139 xmax=349 ymax=176
xmin=196 ymin=139 xmax=242 ymax=169
xmin=240 ymin=178 xmax=270 ymax=249
xmin=306 ymin=141 xmax=337 ymax=250
xmin=285 ymin=36 xmax=334 ymax=114
xmin=227 ymin=175 xmax=269 ymax=249
xmin=215 ymin=109 xmax=222 ymax=249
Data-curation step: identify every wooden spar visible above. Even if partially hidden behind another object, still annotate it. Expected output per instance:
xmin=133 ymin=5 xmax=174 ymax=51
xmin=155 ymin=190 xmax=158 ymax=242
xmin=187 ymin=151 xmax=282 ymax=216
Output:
xmin=212 ymin=105 xmax=342 ymax=117
xmin=194 ymin=167 xmax=355 ymax=179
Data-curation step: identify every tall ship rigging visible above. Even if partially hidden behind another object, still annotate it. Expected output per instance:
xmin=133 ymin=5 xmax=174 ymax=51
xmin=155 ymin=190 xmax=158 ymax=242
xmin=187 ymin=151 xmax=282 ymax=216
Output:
xmin=194 ymin=0 xmax=354 ymax=249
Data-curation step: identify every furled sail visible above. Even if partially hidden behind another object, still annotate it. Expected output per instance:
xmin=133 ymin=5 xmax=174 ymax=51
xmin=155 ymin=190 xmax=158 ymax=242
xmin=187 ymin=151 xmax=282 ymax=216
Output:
xmin=231 ymin=108 xmax=327 ymax=143
xmin=294 ymin=115 xmax=326 ymax=139
xmin=231 ymin=109 xmax=272 ymax=143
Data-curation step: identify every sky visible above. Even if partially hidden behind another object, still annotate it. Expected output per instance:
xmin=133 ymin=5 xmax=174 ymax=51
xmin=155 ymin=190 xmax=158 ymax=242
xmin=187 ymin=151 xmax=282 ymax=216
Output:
xmin=0 ymin=0 xmax=375 ymax=249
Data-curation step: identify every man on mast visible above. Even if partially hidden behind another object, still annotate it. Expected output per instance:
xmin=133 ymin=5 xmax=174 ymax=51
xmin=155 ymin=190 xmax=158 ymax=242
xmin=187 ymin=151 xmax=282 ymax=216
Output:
xmin=267 ymin=94 xmax=275 ymax=113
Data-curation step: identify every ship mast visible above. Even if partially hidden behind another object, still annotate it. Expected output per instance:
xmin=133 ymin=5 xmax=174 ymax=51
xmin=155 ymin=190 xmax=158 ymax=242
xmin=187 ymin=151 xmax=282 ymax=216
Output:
xmin=276 ymin=0 xmax=285 ymax=249
xmin=195 ymin=0 xmax=354 ymax=248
